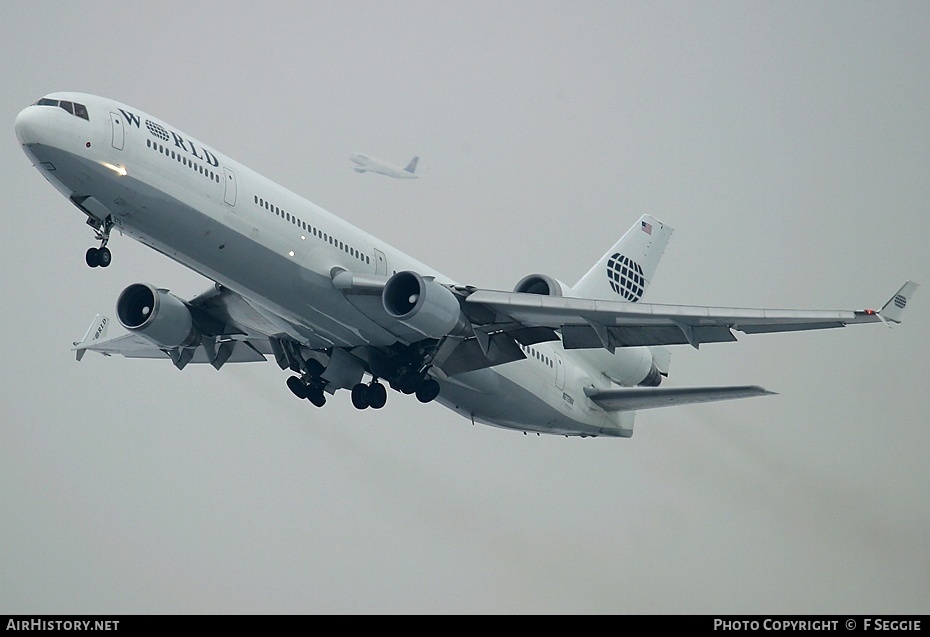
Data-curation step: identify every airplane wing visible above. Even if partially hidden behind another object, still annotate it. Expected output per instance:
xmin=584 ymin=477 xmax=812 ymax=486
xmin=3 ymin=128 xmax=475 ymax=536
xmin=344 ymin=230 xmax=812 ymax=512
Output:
xmin=75 ymin=273 xmax=916 ymax=383
xmin=73 ymin=286 xmax=280 ymax=369
xmin=74 ymin=328 xmax=269 ymax=364
xmin=461 ymin=280 xmax=918 ymax=350
xmin=583 ymin=385 xmax=776 ymax=411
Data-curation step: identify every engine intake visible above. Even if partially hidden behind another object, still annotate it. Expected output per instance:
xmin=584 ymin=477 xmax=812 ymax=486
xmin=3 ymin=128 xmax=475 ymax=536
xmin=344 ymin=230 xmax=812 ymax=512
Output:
xmin=514 ymin=274 xmax=566 ymax=297
xmin=117 ymin=283 xmax=198 ymax=348
xmin=382 ymin=271 xmax=463 ymax=339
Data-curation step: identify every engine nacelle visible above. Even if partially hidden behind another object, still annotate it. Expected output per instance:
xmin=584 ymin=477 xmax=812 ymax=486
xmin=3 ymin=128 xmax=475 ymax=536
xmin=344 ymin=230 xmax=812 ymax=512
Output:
xmin=382 ymin=271 xmax=463 ymax=339
xmin=583 ymin=347 xmax=663 ymax=387
xmin=513 ymin=273 xmax=568 ymax=297
xmin=116 ymin=283 xmax=198 ymax=348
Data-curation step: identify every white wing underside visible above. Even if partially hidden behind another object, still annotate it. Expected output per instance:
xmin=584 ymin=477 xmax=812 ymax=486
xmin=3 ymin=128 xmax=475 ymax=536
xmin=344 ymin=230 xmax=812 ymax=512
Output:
xmin=584 ymin=385 xmax=776 ymax=412
xmin=463 ymin=280 xmax=917 ymax=350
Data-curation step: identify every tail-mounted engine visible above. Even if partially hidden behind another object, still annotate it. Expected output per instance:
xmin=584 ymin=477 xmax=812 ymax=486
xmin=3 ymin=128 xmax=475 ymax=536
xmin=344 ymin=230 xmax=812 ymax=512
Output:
xmin=513 ymin=274 xmax=569 ymax=297
xmin=515 ymin=275 xmax=663 ymax=387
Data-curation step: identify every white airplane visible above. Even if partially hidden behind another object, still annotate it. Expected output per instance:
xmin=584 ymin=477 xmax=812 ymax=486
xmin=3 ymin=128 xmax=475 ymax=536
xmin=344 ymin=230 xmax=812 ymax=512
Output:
xmin=350 ymin=152 xmax=419 ymax=179
xmin=15 ymin=93 xmax=918 ymax=438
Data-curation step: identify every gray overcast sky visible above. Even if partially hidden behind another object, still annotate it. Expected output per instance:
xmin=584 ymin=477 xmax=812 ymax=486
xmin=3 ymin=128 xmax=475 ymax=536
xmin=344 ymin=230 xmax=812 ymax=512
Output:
xmin=2 ymin=1 xmax=928 ymax=614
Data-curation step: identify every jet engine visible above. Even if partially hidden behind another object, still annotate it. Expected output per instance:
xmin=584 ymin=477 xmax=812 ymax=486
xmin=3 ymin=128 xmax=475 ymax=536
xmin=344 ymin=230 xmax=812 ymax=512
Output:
xmin=382 ymin=271 xmax=464 ymax=339
xmin=513 ymin=274 xmax=569 ymax=297
xmin=116 ymin=283 xmax=199 ymax=348
xmin=515 ymin=275 xmax=663 ymax=386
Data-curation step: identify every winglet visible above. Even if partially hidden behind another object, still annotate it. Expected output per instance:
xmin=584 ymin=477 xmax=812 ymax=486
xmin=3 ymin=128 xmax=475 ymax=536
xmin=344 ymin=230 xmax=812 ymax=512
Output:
xmin=73 ymin=314 xmax=109 ymax=361
xmin=877 ymin=281 xmax=918 ymax=324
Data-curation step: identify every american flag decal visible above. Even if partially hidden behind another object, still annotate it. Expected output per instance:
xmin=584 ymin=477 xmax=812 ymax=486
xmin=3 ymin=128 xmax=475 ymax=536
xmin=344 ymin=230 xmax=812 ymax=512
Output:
xmin=895 ymin=294 xmax=907 ymax=309
xmin=641 ymin=221 xmax=652 ymax=235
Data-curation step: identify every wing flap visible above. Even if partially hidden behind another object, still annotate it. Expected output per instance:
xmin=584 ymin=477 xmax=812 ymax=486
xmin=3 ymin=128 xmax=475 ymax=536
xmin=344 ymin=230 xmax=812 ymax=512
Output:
xmin=561 ymin=323 xmax=738 ymax=349
xmin=584 ymin=385 xmax=776 ymax=412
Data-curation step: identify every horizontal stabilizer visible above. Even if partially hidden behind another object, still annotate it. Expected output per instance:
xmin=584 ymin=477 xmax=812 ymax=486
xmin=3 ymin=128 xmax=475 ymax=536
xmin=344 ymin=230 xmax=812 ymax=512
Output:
xmin=584 ymin=384 xmax=776 ymax=412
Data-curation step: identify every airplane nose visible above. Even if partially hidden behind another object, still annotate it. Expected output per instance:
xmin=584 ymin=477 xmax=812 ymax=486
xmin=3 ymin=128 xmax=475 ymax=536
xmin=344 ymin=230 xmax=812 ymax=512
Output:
xmin=14 ymin=105 xmax=48 ymax=146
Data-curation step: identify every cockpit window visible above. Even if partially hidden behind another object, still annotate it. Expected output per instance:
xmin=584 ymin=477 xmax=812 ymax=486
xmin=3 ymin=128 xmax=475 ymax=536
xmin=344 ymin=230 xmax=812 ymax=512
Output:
xmin=34 ymin=97 xmax=90 ymax=121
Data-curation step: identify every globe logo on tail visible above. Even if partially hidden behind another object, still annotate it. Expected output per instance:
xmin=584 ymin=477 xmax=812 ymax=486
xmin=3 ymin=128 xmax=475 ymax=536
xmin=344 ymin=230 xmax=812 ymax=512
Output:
xmin=607 ymin=253 xmax=644 ymax=302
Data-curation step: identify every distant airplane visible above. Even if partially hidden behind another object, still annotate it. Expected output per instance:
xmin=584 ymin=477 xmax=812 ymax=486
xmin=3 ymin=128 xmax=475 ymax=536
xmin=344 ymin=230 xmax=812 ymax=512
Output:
xmin=350 ymin=152 xmax=418 ymax=179
xmin=14 ymin=92 xmax=917 ymax=438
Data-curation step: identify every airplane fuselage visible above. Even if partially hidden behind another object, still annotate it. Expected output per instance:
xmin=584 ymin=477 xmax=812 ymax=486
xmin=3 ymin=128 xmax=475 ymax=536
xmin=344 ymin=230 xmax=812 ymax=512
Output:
xmin=17 ymin=93 xmax=639 ymax=437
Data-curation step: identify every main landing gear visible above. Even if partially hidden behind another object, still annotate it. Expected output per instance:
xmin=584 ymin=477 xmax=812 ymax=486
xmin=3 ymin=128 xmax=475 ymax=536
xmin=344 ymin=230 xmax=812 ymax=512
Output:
xmin=286 ymin=359 xmax=329 ymax=407
xmin=287 ymin=374 xmax=327 ymax=407
xmin=350 ymin=381 xmax=388 ymax=410
xmin=85 ymin=216 xmax=113 ymax=268
xmin=392 ymin=376 xmax=441 ymax=404
xmin=281 ymin=342 xmax=444 ymax=412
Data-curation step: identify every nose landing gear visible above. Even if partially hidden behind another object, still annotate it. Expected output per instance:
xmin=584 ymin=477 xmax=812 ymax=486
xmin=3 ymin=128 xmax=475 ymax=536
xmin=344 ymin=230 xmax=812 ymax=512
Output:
xmin=85 ymin=215 xmax=113 ymax=268
xmin=85 ymin=245 xmax=111 ymax=268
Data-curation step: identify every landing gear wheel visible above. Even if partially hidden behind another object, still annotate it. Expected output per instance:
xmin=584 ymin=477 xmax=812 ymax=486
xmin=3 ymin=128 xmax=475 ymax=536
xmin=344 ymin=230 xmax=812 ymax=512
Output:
xmin=351 ymin=383 xmax=370 ymax=410
xmin=97 ymin=247 xmax=111 ymax=268
xmin=416 ymin=379 xmax=440 ymax=403
xmin=287 ymin=375 xmax=308 ymax=399
xmin=367 ymin=382 xmax=387 ymax=409
xmin=306 ymin=389 xmax=326 ymax=407
xmin=85 ymin=247 xmax=100 ymax=268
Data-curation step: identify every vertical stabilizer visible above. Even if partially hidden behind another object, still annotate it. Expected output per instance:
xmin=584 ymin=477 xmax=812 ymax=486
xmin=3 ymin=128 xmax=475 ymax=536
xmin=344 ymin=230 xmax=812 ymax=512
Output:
xmin=570 ymin=215 xmax=672 ymax=302
xmin=404 ymin=156 xmax=419 ymax=174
